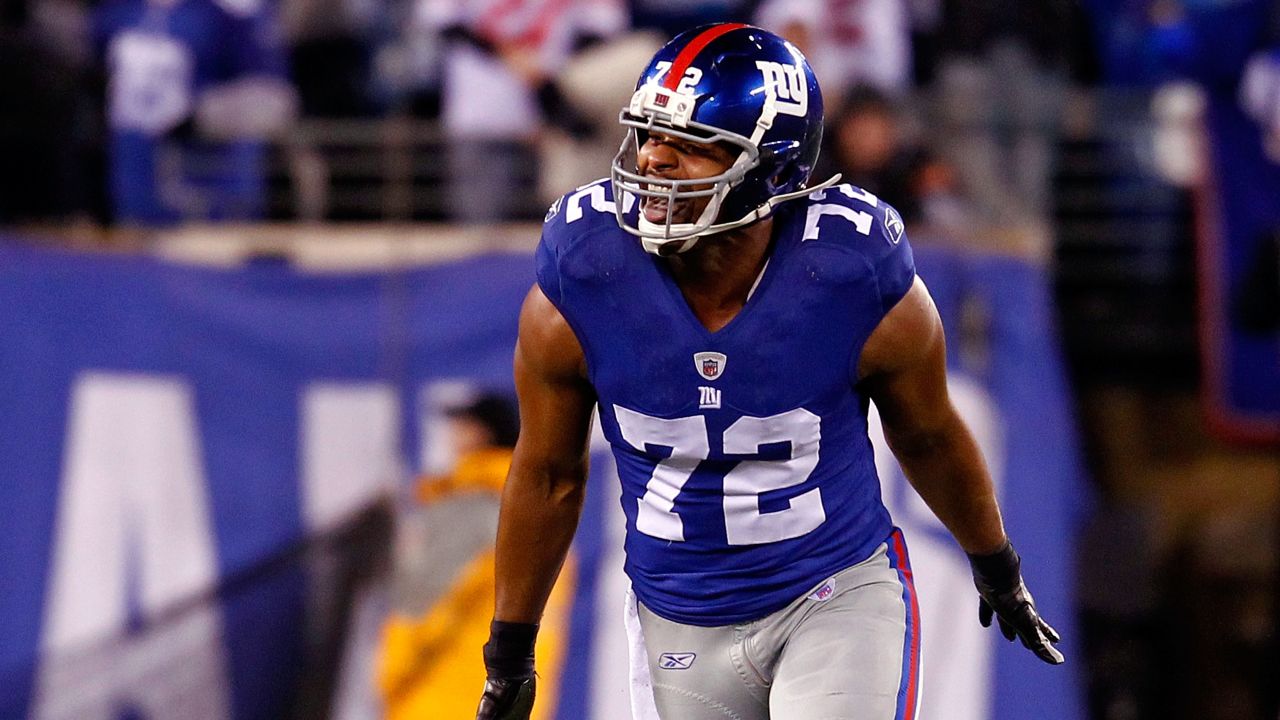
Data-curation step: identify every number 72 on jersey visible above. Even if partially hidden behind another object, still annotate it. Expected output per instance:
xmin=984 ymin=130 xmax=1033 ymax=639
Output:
xmin=614 ymin=405 xmax=826 ymax=546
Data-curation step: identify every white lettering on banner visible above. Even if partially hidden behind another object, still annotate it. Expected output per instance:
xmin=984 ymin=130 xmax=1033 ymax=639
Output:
xmin=301 ymin=383 xmax=400 ymax=532
xmin=566 ymin=182 xmax=636 ymax=224
xmin=755 ymin=61 xmax=808 ymax=117
xmin=32 ymin=607 xmax=232 ymax=720
xmin=33 ymin=373 xmax=231 ymax=720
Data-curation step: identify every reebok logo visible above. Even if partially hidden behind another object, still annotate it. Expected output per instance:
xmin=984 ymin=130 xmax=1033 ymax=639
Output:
xmin=658 ymin=652 xmax=696 ymax=670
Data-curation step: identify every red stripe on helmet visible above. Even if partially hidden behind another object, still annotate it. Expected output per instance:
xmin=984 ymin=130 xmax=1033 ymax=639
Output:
xmin=662 ymin=23 xmax=750 ymax=90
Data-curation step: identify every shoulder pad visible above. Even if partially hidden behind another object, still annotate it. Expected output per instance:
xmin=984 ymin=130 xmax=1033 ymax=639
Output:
xmin=800 ymin=184 xmax=915 ymax=312
xmin=801 ymin=184 xmax=906 ymax=253
xmin=541 ymin=178 xmax=634 ymax=250
xmin=538 ymin=179 xmax=634 ymax=307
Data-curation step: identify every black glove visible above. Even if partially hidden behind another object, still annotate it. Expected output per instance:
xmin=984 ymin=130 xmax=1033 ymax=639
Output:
xmin=476 ymin=677 xmax=536 ymax=720
xmin=968 ymin=540 xmax=1065 ymax=665
xmin=476 ymin=621 xmax=539 ymax=720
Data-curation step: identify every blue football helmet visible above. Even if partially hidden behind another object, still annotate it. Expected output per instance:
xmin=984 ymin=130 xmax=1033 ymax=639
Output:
xmin=610 ymin=23 xmax=838 ymax=254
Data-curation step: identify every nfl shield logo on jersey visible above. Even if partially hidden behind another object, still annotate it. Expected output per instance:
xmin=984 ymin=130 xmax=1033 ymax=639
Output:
xmin=694 ymin=352 xmax=727 ymax=381
xmin=807 ymin=578 xmax=836 ymax=602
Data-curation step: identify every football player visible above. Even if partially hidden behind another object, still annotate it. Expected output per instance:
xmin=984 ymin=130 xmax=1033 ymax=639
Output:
xmin=476 ymin=23 xmax=1063 ymax=720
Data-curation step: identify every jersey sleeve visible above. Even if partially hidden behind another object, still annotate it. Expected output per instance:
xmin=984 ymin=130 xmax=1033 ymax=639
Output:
xmin=534 ymin=229 xmax=563 ymax=307
xmin=532 ymin=187 xmax=616 ymax=383
xmin=871 ymin=202 xmax=915 ymax=314
xmin=534 ymin=194 xmax=572 ymax=309
xmin=534 ymin=179 xmax=620 ymax=310
xmin=807 ymin=185 xmax=916 ymax=314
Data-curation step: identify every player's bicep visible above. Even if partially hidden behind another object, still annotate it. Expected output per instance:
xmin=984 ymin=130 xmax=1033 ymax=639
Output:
xmin=510 ymin=285 xmax=596 ymax=481
xmin=857 ymin=277 xmax=954 ymax=448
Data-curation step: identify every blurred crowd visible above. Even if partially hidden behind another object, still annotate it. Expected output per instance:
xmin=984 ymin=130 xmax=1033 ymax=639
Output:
xmin=3 ymin=0 xmax=1276 ymax=234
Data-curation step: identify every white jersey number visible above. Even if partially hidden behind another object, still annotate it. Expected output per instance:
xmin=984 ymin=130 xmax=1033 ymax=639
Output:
xmin=614 ymin=405 xmax=825 ymax=546
xmin=565 ymin=181 xmax=635 ymax=224
xmin=803 ymin=184 xmax=879 ymax=241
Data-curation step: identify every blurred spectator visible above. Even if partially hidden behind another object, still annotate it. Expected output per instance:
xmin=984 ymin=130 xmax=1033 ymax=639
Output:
xmin=754 ymin=0 xmax=912 ymax=106
xmin=424 ymin=0 xmax=627 ymax=223
xmin=371 ymin=0 xmax=445 ymax=118
xmin=932 ymin=0 xmax=1078 ymax=225
xmin=538 ymin=30 xmax=665 ymax=205
xmin=629 ymin=0 xmax=755 ymax=37
xmin=818 ymin=86 xmax=915 ymax=208
xmin=903 ymin=0 xmax=942 ymax=84
xmin=27 ymin=0 xmax=94 ymax=70
xmin=93 ymin=0 xmax=297 ymax=225
xmin=818 ymin=85 xmax=971 ymax=236
xmin=1236 ymin=15 xmax=1280 ymax=338
xmin=1233 ymin=228 xmax=1280 ymax=335
xmin=1068 ymin=7 xmax=1280 ymax=720
xmin=1242 ymin=46 xmax=1280 ymax=163
xmin=0 ymin=0 xmax=90 ymax=223
xmin=280 ymin=0 xmax=380 ymax=117
xmin=377 ymin=392 xmax=528 ymax=720
xmin=1082 ymin=0 xmax=1274 ymax=89
xmin=415 ymin=392 xmax=519 ymax=502
xmin=1080 ymin=0 xmax=1187 ymax=87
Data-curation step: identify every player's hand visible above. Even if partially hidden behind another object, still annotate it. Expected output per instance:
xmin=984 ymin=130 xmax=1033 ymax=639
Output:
xmin=969 ymin=541 xmax=1065 ymax=665
xmin=476 ymin=621 xmax=540 ymax=720
xmin=476 ymin=676 xmax=536 ymax=720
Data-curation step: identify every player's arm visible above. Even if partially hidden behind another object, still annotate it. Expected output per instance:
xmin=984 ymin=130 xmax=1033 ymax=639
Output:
xmin=477 ymin=284 xmax=597 ymax=720
xmin=858 ymin=276 xmax=1065 ymax=665
xmin=858 ymin=276 xmax=1006 ymax=554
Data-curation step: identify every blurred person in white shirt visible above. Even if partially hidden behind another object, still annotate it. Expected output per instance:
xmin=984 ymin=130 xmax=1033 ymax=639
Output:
xmin=754 ymin=0 xmax=912 ymax=106
xmin=424 ymin=0 xmax=627 ymax=223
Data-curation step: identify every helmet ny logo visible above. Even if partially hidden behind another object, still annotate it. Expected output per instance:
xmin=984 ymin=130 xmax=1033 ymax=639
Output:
xmin=755 ymin=61 xmax=808 ymax=117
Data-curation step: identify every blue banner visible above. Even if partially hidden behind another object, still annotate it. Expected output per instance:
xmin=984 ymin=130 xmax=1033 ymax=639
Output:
xmin=0 ymin=241 xmax=531 ymax=719
xmin=1200 ymin=89 xmax=1280 ymax=442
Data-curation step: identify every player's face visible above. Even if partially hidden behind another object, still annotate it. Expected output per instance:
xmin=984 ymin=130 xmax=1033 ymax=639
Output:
xmin=636 ymin=131 xmax=738 ymax=224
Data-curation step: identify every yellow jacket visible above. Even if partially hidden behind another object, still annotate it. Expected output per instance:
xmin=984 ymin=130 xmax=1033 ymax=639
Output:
xmin=379 ymin=446 xmax=574 ymax=719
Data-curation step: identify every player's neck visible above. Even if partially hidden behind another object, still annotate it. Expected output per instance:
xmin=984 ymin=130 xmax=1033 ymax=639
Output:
xmin=663 ymin=218 xmax=774 ymax=330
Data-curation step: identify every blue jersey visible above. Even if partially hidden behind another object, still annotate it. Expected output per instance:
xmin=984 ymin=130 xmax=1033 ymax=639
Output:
xmin=536 ymin=180 xmax=916 ymax=625
xmin=93 ymin=0 xmax=286 ymax=224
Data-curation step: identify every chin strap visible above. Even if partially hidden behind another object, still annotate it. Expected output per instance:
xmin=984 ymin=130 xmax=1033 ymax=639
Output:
xmin=639 ymin=234 xmax=700 ymax=255
xmin=746 ymin=173 xmax=842 ymax=220
xmin=636 ymin=173 xmax=843 ymax=255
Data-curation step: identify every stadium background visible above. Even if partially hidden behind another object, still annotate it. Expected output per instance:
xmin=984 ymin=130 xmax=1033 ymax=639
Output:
xmin=1 ymin=1 xmax=1278 ymax=719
